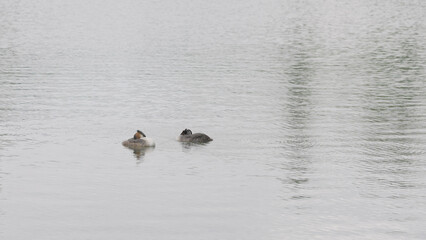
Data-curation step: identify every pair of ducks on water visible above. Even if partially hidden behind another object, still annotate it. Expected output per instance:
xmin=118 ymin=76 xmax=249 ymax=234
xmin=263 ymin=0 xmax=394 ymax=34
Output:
xmin=122 ymin=129 xmax=213 ymax=148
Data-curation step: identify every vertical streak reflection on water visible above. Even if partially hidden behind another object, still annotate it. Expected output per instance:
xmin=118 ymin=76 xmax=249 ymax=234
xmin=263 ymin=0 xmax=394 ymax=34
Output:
xmin=0 ymin=0 xmax=426 ymax=239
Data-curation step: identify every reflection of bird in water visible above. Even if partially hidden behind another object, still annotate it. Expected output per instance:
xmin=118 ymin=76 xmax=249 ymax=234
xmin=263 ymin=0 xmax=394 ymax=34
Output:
xmin=131 ymin=147 xmax=155 ymax=164
xmin=179 ymin=139 xmax=211 ymax=153
xmin=122 ymin=130 xmax=156 ymax=147
xmin=180 ymin=142 xmax=193 ymax=153
xmin=178 ymin=129 xmax=213 ymax=144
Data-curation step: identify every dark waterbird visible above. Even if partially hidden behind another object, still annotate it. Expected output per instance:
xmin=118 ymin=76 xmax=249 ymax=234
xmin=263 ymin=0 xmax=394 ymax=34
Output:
xmin=178 ymin=129 xmax=213 ymax=144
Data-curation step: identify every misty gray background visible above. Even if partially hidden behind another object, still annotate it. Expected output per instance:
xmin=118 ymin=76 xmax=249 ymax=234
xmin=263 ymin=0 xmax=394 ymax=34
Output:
xmin=1 ymin=0 xmax=426 ymax=239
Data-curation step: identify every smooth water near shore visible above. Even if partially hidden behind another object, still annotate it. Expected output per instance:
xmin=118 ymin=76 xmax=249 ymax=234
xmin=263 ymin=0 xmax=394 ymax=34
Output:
xmin=1 ymin=0 xmax=426 ymax=239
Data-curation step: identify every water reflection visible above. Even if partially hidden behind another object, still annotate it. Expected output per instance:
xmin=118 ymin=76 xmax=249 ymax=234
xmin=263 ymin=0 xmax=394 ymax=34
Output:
xmin=359 ymin=25 xmax=425 ymax=193
xmin=122 ymin=145 xmax=155 ymax=164
xmin=1 ymin=0 xmax=425 ymax=239
xmin=278 ymin=27 xmax=318 ymax=200
xmin=180 ymin=142 xmax=210 ymax=153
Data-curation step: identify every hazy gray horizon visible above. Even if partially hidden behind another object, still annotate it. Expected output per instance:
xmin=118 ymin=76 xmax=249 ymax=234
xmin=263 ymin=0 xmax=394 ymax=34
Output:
xmin=1 ymin=0 xmax=426 ymax=239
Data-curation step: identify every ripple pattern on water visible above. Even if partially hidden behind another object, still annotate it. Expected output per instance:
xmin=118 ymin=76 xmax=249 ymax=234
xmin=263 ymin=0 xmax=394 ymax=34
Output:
xmin=1 ymin=0 xmax=426 ymax=239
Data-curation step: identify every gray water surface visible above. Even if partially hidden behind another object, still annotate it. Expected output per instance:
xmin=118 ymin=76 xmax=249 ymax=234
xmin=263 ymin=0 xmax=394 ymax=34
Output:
xmin=1 ymin=0 xmax=426 ymax=239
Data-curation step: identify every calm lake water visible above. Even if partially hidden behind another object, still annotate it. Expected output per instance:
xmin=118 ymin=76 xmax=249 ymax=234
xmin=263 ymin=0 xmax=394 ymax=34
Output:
xmin=1 ymin=0 xmax=426 ymax=239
